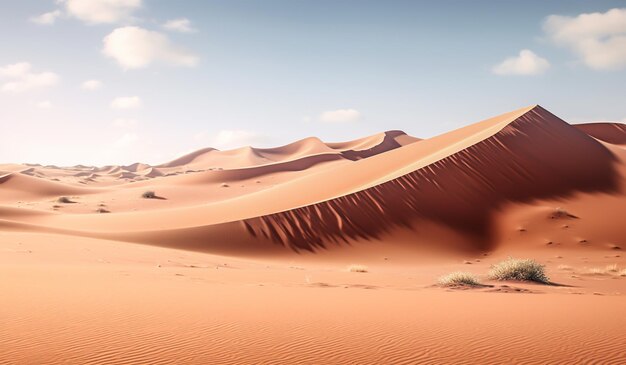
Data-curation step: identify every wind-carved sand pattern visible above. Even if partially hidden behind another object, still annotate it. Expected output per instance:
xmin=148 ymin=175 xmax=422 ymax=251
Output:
xmin=2 ymin=105 xmax=626 ymax=364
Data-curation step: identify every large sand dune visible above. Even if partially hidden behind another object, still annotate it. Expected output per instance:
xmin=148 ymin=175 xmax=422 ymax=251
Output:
xmin=2 ymin=105 xmax=626 ymax=364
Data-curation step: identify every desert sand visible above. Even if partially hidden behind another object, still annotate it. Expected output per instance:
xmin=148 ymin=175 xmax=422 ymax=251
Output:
xmin=2 ymin=105 xmax=626 ymax=364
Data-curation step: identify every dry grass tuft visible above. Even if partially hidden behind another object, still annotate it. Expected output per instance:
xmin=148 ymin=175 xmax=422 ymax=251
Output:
xmin=347 ymin=264 xmax=368 ymax=273
xmin=586 ymin=264 xmax=621 ymax=276
xmin=438 ymin=272 xmax=481 ymax=287
xmin=57 ymin=196 xmax=73 ymax=203
xmin=142 ymin=191 xmax=156 ymax=199
xmin=488 ymin=258 xmax=549 ymax=283
xmin=586 ymin=267 xmax=608 ymax=275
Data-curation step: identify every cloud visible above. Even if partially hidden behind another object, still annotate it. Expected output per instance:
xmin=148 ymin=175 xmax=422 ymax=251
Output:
xmin=163 ymin=18 xmax=196 ymax=33
xmin=492 ymin=49 xmax=550 ymax=75
xmin=112 ymin=118 xmax=138 ymax=128
xmin=194 ymin=130 xmax=265 ymax=150
xmin=111 ymin=96 xmax=141 ymax=109
xmin=30 ymin=10 xmax=62 ymax=25
xmin=62 ymin=0 xmax=142 ymax=24
xmin=0 ymin=62 xmax=60 ymax=93
xmin=113 ymin=132 xmax=139 ymax=149
xmin=319 ymin=109 xmax=362 ymax=123
xmin=102 ymin=26 xmax=199 ymax=69
xmin=81 ymin=79 xmax=103 ymax=90
xmin=544 ymin=8 xmax=626 ymax=70
xmin=36 ymin=101 xmax=53 ymax=109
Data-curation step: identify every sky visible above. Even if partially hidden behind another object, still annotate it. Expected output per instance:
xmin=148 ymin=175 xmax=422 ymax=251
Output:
xmin=1 ymin=0 xmax=626 ymax=166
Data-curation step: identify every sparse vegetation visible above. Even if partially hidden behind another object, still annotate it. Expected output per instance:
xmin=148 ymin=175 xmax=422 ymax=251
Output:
xmin=586 ymin=264 xmax=621 ymax=275
xmin=438 ymin=272 xmax=481 ymax=287
xmin=142 ymin=191 xmax=156 ymax=199
xmin=347 ymin=264 xmax=368 ymax=273
xmin=586 ymin=267 xmax=609 ymax=275
xmin=488 ymin=258 xmax=549 ymax=283
xmin=96 ymin=208 xmax=110 ymax=214
xmin=57 ymin=196 xmax=73 ymax=204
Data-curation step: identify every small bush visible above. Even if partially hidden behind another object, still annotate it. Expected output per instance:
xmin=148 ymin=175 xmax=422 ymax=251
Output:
xmin=438 ymin=272 xmax=480 ymax=287
xmin=57 ymin=196 xmax=73 ymax=203
xmin=347 ymin=264 xmax=368 ymax=273
xmin=488 ymin=258 xmax=549 ymax=283
xmin=96 ymin=208 xmax=110 ymax=213
xmin=142 ymin=191 xmax=156 ymax=199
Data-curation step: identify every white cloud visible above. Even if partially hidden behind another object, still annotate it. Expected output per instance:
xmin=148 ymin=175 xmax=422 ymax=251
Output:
xmin=62 ymin=0 xmax=142 ymax=24
xmin=81 ymin=79 xmax=103 ymax=90
xmin=36 ymin=101 xmax=53 ymax=109
xmin=163 ymin=18 xmax=196 ymax=33
xmin=319 ymin=109 xmax=362 ymax=123
xmin=0 ymin=62 xmax=60 ymax=93
xmin=492 ymin=49 xmax=550 ymax=75
xmin=544 ymin=8 xmax=626 ymax=70
xmin=102 ymin=26 xmax=199 ymax=69
xmin=113 ymin=132 xmax=139 ymax=149
xmin=113 ymin=117 xmax=138 ymax=128
xmin=111 ymin=96 xmax=141 ymax=109
xmin=30 ymin=10 xmax=62 ymax=25
xmin=195 ymin=130 xmax=265 ymax=150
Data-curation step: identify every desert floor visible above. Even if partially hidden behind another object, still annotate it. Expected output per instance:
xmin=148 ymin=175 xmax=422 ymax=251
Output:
xmin=2 ymin=232 xmax=625 ymax=364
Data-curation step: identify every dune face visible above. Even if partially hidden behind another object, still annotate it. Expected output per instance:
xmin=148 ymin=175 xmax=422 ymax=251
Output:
xmin=3 ymin=105 xmax=626 ymax=364
xmin=574 ymin=122 xmax=626 ymax=145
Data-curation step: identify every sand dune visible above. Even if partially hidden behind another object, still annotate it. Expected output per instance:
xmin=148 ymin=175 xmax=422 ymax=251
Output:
xmin=3 ymin=105 xmax=626 ymax=364
xmin=575 ymin=122 xmax=626 ymax=145
xmin=5 ymin=105 xmax=622 ymax=256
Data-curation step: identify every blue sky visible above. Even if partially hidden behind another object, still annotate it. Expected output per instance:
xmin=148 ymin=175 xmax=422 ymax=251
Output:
xmin=1 ymin=0 xmax=625 ymax=166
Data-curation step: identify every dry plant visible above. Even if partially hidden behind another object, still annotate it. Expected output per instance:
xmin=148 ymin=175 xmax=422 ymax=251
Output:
xmin=142 ymin=191 xmax=156 ymax=199
xmin=438 ymin=272 xmax=480 ymax=287
xmin=488 ymin=257 xmax=549 ymax=283
xmin=347 ymin=264 xmax=368 ymax=273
